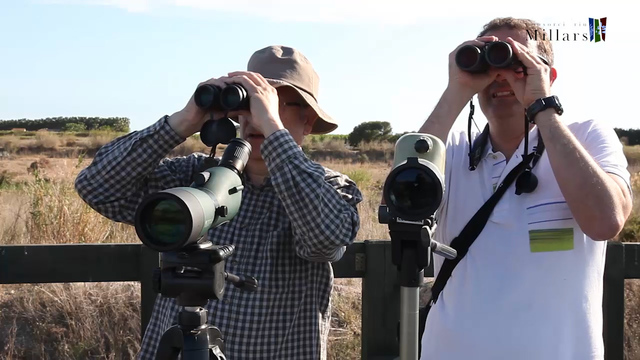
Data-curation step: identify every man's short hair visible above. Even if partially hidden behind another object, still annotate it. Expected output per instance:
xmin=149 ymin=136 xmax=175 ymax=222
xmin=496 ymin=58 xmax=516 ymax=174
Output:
xmin=478 ymin=17 xmax=554 ymax=66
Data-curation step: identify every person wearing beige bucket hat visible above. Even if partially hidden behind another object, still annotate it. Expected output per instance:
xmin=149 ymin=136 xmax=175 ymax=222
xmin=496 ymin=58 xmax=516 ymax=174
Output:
xmin=246 ymin=44 xmax=338 ymax=135
xmin=74 ymin=44 xmax=362 ymax=360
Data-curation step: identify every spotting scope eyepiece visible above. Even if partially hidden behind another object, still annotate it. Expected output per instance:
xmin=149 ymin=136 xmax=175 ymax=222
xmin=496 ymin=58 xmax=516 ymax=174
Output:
xmin=134 ymin=138 xmax=251 ymax=252
xmin=380 ymin=133 xmax=446 ymax=223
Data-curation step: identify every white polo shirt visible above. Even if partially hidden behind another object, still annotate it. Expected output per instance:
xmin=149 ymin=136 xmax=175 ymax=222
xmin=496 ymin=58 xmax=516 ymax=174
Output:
xmin=421 ymin=118 xmax=632 ymax=360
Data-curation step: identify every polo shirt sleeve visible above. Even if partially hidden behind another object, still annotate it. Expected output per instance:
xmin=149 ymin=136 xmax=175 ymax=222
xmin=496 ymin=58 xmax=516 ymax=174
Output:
xmin=579 ymin=118 xmax=633 ymax=197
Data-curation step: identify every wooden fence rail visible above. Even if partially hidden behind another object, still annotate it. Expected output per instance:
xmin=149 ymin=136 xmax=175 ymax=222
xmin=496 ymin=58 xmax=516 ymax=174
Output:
xmin=1 ymin=241 xmax=639 ymax=359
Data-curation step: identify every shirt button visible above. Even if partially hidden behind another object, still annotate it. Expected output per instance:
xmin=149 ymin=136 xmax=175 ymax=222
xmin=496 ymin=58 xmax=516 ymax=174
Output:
xmin=231 ymin=260 xmax=239 ymax=265
xmin=223 ymin=299 xmax=230 ymax=304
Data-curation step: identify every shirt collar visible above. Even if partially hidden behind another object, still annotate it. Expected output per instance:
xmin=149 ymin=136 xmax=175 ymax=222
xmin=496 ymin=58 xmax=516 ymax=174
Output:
xmin=243 ymin=172 xmax=273 ymax=191
xmin=477 ymin=125 xmax=540 ymax=162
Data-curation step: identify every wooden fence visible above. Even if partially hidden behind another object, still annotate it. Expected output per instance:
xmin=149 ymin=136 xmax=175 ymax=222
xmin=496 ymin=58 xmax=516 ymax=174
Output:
xmin=1 ymin=240 xmax=638 ymax=359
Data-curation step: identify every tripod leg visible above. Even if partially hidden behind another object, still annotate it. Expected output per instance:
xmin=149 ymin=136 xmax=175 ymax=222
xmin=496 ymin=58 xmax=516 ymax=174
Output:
xmin=207 ymin=326 xmax=226 ymax=360
xmin=209 ymin=347 xmax=225 ymax=360
xmin=398 ymin=246 xmax=422 ymax=360
xmin=155 ymin=326 xmax=183 ymax=360
xmin=400 ymin=286 xmax=420 ymax=360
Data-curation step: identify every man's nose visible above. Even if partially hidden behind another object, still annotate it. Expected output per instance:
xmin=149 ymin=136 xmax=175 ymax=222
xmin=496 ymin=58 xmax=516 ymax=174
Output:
xmin=495 ymin=73 xmax=508 ymax=82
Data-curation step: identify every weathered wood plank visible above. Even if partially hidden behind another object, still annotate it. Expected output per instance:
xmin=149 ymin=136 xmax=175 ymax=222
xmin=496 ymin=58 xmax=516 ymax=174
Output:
xmin=603 ymin=241 xmax=625 ymax=360
xmin=623 ymin=242 xmax=640 ymax=279
xmin=0 ymin=243 xmax=142 ymax=284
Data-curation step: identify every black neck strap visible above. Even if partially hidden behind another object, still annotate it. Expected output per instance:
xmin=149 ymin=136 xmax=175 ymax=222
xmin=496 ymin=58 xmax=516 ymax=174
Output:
xmin=468 ymin=123 xmax=545 ymax=171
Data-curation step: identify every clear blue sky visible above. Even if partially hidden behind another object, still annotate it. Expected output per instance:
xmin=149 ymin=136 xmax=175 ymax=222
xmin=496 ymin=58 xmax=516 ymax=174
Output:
xmin=0 ymin=0 xmax=636 ymax=135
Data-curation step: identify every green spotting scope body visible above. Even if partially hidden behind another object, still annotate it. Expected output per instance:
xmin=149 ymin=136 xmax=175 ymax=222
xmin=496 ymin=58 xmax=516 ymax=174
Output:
xmin=134 ymin=138 xmax=251 ymax=252
xmin=381 ymin=133 xmax=446 ymax=222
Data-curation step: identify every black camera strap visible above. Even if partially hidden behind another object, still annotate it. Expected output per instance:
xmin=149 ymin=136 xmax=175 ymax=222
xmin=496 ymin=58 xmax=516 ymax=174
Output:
xmin=428 ymin=154 xmax=532 ymax=308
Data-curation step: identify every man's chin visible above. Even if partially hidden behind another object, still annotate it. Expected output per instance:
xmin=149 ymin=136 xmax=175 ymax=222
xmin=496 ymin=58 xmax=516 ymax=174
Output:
xmin=487 ymin=104 xmax=522 ymax=119
xmin=243 ymin=136 xmax=264 ymax=160
xmin=246 ymin=135 xmax=265 ymax=146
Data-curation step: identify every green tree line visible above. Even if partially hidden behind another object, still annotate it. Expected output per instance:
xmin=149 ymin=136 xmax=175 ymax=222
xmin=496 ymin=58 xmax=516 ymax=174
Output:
xmin=614 ymin=128 xmax=640 ymax=146
xmin=346 ymin=122 xmax=640 ymax=147
xmin=0 ymin=117 xmax=130 ymax=132
xmin=1 ymin=117 xmax=638 ymax=147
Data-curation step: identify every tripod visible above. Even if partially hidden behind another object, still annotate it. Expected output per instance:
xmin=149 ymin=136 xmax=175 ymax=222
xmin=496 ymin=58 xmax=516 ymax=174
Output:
xmin=152 ymin=241 xmax=258 ymax=360
xmin=387 ymin=215 xmax=456 ymax=360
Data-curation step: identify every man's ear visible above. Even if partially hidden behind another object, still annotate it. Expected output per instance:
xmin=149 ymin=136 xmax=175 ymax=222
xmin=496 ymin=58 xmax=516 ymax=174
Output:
xmin=550 ymin=67 xmax=558 ymax=84
xmin=303 ymin=110 xmax=318 ymax=136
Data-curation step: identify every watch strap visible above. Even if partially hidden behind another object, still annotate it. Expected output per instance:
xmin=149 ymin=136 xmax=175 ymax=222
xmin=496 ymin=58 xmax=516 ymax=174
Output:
xmin=526 ymin=95 xmax=563 ymax=123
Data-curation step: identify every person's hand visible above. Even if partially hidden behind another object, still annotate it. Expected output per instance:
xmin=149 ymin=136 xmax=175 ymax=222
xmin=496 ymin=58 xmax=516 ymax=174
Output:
xmin=226 ymin=71 xmax=284 ymax=138
xmin=168 ymin=77 xmax=239 ymax=138
xmin=446 ymin=35 xmax=501 ymax=101
xmin=500 ymin=37 xmax=553 ymax=108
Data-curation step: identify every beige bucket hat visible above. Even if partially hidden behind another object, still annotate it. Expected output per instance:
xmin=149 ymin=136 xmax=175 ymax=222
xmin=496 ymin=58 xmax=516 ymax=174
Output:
xmin=247 ymin=45 xmax=338 ymax=135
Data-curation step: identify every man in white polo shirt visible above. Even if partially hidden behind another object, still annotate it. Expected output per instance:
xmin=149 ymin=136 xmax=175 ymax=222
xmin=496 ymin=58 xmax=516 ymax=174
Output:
xmin=417 ymin=17 xmax=633 ymax=360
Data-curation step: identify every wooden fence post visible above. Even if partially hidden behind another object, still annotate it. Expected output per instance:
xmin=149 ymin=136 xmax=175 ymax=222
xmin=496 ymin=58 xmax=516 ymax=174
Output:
xmin=603 ymin=241 xmax=625 ymax=360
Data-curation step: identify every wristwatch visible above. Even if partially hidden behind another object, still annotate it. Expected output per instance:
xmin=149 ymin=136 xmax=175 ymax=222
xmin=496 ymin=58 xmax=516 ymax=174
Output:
xmin=526 ymin=95 xmax=563 ymax=124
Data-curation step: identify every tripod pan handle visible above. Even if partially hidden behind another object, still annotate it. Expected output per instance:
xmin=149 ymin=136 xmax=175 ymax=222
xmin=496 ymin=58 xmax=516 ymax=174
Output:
xmin=430 ymin=240 xmax=457 ymax=260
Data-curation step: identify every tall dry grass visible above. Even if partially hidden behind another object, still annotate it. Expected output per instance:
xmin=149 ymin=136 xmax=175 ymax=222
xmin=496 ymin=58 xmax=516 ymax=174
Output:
xmin=0 ymin=162 xmax=141 ymax=359
xmin=0 ymin=141 xmax=639 ymax=359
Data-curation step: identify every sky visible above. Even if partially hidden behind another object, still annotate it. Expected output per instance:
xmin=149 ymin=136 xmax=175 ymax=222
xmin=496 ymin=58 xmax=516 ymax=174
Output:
xmin=0 ymin=0 xmax=637 ymax=135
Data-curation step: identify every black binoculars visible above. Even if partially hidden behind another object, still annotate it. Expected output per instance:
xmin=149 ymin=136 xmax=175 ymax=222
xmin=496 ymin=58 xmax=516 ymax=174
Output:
xmin=455 ymin=40 xmax=522 ymax=73
xmin=193 ymin=83 xmax=250 ymax=112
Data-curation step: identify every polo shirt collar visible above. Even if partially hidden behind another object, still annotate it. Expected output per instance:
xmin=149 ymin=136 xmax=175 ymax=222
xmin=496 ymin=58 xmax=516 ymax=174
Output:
xmin=475 ymin=124 xmax=540 ymax=162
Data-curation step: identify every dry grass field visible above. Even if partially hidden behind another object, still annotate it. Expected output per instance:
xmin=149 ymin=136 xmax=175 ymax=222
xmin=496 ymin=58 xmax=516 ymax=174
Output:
xmin=0 ymin=131 xmax=639 ymax=359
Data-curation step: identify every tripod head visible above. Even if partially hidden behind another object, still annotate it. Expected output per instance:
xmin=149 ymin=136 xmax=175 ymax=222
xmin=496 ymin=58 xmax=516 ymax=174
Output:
xmin=378 ymin=210 xmax=456 ymax=285
xmin=153 ymin=241 xmax=257 ymax=307
xmin=153 ymin=241 xmax=258 ymax=360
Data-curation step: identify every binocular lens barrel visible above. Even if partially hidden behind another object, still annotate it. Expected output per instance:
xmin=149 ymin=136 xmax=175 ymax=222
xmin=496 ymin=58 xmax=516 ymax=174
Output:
xmin=193 ymin=84 xmax=221 ymax=110
xmin=485 ymin=41 xmax=513 ymax=68
xmin=193 ymin=83 xmax=250 ymax=112
xmin=455 ymin=41 xmax=516 ymax=73
xmin=455 ymin=45 xmax=487 ymax=73
xmin=220 ymin=84 xmax=249 ymax=111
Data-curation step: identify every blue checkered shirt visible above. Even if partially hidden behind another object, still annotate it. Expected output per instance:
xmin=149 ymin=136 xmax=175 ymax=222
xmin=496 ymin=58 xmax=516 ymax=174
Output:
xmin=74 ymin=116 xmax=363 ymax=360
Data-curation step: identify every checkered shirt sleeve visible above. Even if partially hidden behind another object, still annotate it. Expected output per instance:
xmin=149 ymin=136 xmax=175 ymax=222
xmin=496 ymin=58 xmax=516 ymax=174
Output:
xmin=74 ymin=117 xmax=363 ymax=360
xmin=261 ymin=128 xmax=362 ymax=263
xmin=74 ymin=116 xmax=208 ymax=224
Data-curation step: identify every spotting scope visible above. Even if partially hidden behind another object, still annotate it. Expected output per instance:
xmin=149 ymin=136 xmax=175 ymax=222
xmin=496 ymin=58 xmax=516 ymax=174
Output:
xmin=379 ymin=133 xmax=457 ymax=360
xmin=134 ymin=138 xmax=251 ymax=252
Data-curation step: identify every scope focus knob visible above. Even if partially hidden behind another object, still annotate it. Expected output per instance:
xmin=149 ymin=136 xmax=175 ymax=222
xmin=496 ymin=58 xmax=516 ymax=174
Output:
xmin=193 ymin=171 xmax=211 ymax=186
xmin=414 ymin=138 xmax=431 ymax=153
xmin=215 ymin=206 xmax=228 ymax=218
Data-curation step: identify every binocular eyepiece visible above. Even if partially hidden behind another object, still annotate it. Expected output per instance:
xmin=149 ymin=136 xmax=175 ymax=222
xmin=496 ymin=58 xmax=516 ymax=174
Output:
xmin=455 ymin=40 xmax=521 ymax=73
xmin=194 ymin=83 xmax=250 ymax=112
